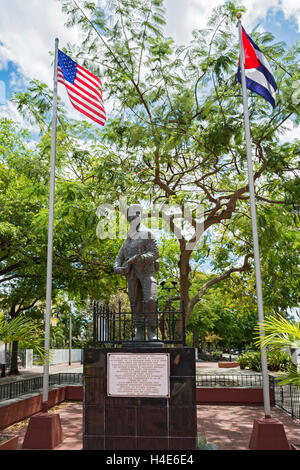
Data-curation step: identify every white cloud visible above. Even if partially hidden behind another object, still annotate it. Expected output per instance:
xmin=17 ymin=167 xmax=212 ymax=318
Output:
xmin=279 ymin=119 xmax=300 ymax=143
xmin=9 ymin=71 xmax=28 ymax=89
xmin=1 ymin=0 xmax=300 ymax=86
xmin=0 ymin=46 xmax=11 ymax=72
xmin=0 ymin=100 xmax=40 ymax=134
xmin=164 ymin=0 xmax=300 ymax=45
xmin=280 ymin=0 xmax=300 ymax=30
xmin=0 ymin=0 xmax=299 ymax=127
xmin=0 ymin=0 xmax=89 ymax=123
xmin=0 ymin=0 xmax=82 ymax=87
xmin=0 ymin=1 xmax=112 ymax=126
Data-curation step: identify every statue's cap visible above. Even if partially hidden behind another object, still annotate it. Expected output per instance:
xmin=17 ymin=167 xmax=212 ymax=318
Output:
xmin=127 ymin=204 xmax=143 ymax=217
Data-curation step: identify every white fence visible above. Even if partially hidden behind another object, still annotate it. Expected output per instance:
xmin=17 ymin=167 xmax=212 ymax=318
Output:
xmin=49 ymin=349 xmax=82 ymax=365
xmin=0 ymin=348 xmax=33 ymax=368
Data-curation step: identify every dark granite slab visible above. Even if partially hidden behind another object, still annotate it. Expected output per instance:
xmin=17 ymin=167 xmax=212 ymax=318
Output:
xmin=83 ymin=347 xmax=197 ymax=450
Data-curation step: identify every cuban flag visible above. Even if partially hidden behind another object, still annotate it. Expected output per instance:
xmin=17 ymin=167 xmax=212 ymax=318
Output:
xmin=237 ymin=27 xmax=277 ymax=108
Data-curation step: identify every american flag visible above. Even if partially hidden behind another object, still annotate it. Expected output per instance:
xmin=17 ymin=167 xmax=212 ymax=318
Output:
xmin=57 ymin=50 xmax=106 ymax=126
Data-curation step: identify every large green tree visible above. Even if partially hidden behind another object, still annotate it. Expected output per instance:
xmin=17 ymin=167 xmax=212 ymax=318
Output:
xmin=56 ymin=0 xmax=299 ymax=327
xmin=3 ymin=0 xmax=298 ymax=356
xmin=0 ymin=114 xmax=125 ymax=372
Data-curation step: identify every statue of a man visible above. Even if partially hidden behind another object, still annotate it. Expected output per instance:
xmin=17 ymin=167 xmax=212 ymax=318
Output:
xmin=113 ymin=204 xmax=159 ymax=341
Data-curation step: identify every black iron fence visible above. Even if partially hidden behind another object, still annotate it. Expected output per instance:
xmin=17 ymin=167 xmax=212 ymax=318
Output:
xmin=273 ymin=380 xmax=300 ymax=420
xmin=93 ymin=299 xmax=186 ymax=346
xmin=1 ymin=371 xmax=299 ymax=421
xmin=0 ymin=373 xmax=83 ymax=402
xmin=196 ymin=374 xmax=300 ymax=420
xmin=196 ymin=374 xmax=271 ymax=389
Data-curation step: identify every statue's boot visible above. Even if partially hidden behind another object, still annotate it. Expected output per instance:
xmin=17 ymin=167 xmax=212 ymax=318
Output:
xmin=147 ymin=328 xmax=158 ymax=341
xmin=145 ymin=299 xmax=160 ymax=341
xmin=133 ymin=328 xmax=145 ymax=341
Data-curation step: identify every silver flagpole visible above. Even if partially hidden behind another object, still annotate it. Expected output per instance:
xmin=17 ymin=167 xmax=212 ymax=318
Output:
xmin=42 ymin=37 xmax=59 ymax=412
xmin=237 ymin=15 xmax=271 ymax=417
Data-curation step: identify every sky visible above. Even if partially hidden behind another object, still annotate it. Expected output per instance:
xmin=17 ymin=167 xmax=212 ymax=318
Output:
xmin=0 ymin=1 xmax=299 ymax=315
xmin=0 ymin=0 xmax=299 ymax=131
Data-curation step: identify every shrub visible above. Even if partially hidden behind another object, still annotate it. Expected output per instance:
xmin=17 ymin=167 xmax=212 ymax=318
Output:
xmin=238 ymin=349 xmax=292 ymax=372
xmin=247 ymin=351 xmax=262 ymax=372
xmin=238 ymin=353 xmax=249 ymax=370
xmin=266 ymin=349 xmax=292 ymax=371
xmin=254 ymin=314 xmax=300 ymax=386
xmin=211 ymin=350 xmax=223 ymax=359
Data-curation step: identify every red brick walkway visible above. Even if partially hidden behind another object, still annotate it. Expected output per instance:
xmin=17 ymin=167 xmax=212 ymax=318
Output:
xmin=10 ymin=403 xmax=300 ymax=450
xmin=197 ymin=405 xmax=300 ymax=450
xmin=14 ymin=402 xmax=83 ymax=450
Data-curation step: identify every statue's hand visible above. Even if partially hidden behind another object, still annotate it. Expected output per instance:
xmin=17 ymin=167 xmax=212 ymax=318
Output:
xmin=127 ymin=254 xmax=143 ymax=264
xmin=114 ymin=265 xmax=129 ymax=275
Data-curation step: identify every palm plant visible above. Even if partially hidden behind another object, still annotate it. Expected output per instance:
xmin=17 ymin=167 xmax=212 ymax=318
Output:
xmin=0 ymin=313 xmax=49 ymax=364
xmin=255 ymin=314 xmax=300 ymax=386
xmin=50 ymin=325 xmax=66 ymax=349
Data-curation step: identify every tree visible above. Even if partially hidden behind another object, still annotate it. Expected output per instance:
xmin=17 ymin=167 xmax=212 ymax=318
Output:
xmin=0 ymin=313 xmax=48 ymax=374
xmin=187 ymin=272 xmax=259 ymax=350
xmin=4 ymin=0 xmax=298 ymax=358
xmin=52 ymin=297 xmax=91 ymax=348
xmin=57 ymin=0 xmax=299 ymax=327
xmin=0 ymin=114 xmax=124 ymax=371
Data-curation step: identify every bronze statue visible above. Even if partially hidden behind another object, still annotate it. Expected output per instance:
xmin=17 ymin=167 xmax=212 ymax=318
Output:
xmin=114 ymin=204 xmax=160 ymax=341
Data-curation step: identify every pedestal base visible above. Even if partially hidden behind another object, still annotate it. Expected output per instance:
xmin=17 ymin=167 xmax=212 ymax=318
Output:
xmin=22 ymin=412 xmax=63 ymax=449
xmin=122 ymin=341 xmax=165 ymax=348
xmin=249 ymin=416 xmax=291 ymax=450
xmin=83 ymin=347 xmax=197 ymax=450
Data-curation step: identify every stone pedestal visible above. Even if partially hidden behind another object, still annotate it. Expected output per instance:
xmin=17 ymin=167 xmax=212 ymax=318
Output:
xmin=249 ymin=416 xmax=291 ymax=450
xmin=22 ymin=412 xmax=63 ymax=449
xmin=83 ymin=347 xmax=197 ymax=450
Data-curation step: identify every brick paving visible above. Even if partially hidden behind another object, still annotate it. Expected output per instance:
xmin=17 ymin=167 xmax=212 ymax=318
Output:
xmin=1 ymin=361 xmax=299 ymax=450
xmin=197 ymin=405 xmax=300 ymax=450
xmin=1 ymin=402 xmax=298 ymax=450
xmin=10 ymin=402 xmax=83 ymax=450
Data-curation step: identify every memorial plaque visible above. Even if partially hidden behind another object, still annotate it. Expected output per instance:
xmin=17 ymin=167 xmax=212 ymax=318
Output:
xmin=107 ymin=353 xmax=170 ymax=398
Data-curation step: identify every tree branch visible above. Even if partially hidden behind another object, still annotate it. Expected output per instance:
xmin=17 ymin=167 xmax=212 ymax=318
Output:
xmin=189 ymin=253 xmax=254 ymax=313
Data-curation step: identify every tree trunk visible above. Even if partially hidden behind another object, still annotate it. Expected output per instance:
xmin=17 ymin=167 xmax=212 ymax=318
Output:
xmin=178 ymin=247 xmax=192 ymax=337
xmin=193 ymin=330 xmax=199 ymax=348
xmin=9 ymin=340 xmax=20 ymax=376
xmin=8 ymin=305 xmax=20 ymax=376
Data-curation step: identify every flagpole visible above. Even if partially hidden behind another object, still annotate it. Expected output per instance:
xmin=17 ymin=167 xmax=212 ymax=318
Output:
xmin=42 ymin=37 xmax=59 ymax=412
xmin=237 ymin=15 xmax=271 ymax=418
